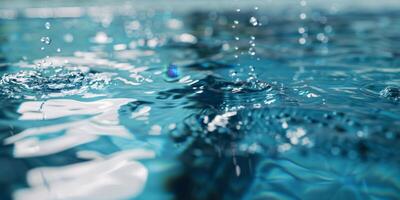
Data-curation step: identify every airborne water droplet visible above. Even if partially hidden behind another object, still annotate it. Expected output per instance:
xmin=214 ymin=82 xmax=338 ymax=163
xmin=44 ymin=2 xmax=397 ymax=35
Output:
xmin=45 ymin=22 xmax=51 ymax=30
xmin=249 ymin=17 xmax=259 ymax=26
xmin=64 ymin=33 xmax=74 ymax=43
xmin=298 ymin=27 xmax=306 ymax=34
xmin=40 ymin=37 xmax=51 ymax=45
xmin=299 ymin=37 xmax=306 ymax=45
xmin=235 ymin=165 xmax=241 ymax=176
xmin=300 ymin=13 xmax=307 ymax=20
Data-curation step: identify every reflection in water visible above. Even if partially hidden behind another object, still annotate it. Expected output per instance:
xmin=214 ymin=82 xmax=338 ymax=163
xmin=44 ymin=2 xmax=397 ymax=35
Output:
xmin=14 ymin=149 xmax=155 ymax=200
xmin=5 ymin=98 xmax=156 ymax=199
xmin=5 ymin=98 xmax=136 ymax=157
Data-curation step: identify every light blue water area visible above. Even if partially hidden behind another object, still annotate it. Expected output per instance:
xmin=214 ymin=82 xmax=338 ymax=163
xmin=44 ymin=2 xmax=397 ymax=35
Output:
xmin=0 ymin=2 xmax=399 ymax=200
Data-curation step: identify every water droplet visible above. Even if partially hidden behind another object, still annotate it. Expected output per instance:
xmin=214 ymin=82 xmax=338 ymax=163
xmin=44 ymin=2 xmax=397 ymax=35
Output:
xmin=316 ymin=33 xmax=328 ymax=43
xmin=56 ymin=48 xmax=61 ymax=52
xmin=165 ymin=64 xmax=180 ymax=80
xmin=45 ymin=22 xmax=51 ymax=29
xmin=248 ymin=49 xmax=256 ymax=56
xmin=300 ymin=13 xmax=307 ymax=20
xmin=113 ymin=44 xmax=127 ymax=51
xmin=147 ymin=38 xmax=158 ymax=48
xmin=40 ymin=37 xmax=51 ymax=45
xmin=324 ymin=25 xmax=333 ymax=33
xmin=235 ymin=165 xmax=241 ymax=176
xmin=234 ymin=20 xmax=239 ymax=25
xmin=249 ymin=17 xmax=259 ymax=26
xmin=166 ymin=19 xmax=182 ymax=30
xmin=298 ymin=37 xmax=306 ymax=45
xmin=298 ymin=27 xmax=306 ymax=34
xmin=64 ymin=33 xmax=74 ymax=43
xmin=92 ymin=32 xmax=112 ymax=44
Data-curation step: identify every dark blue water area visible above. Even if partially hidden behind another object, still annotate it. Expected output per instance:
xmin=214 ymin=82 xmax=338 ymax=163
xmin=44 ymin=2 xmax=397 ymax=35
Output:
xmin=0 ymin=6 xmax=399 ymax=200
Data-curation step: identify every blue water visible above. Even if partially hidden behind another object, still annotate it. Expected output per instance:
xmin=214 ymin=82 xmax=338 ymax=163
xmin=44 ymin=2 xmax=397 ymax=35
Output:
xmin=0 ymin=2 xmax=399 ymax=200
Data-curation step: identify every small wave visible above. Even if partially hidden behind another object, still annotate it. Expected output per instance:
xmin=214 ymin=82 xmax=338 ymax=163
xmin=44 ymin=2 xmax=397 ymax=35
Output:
xmin=158 ymin=75 xmax=295 ymax=110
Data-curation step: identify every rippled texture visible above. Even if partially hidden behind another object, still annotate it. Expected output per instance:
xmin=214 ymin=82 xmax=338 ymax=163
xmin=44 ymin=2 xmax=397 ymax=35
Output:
xmin=0 ymin=2 xmax=399 ymax=200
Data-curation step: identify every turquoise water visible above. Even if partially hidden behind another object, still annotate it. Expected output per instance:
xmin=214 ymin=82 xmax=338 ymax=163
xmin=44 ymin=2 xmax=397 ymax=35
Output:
xmin=0 ymin=2 xmax=400 ymax=200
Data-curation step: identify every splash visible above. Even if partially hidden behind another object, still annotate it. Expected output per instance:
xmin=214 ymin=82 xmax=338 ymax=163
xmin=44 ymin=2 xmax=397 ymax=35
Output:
xmin=0 ymin=67 xmax=111 ymax=99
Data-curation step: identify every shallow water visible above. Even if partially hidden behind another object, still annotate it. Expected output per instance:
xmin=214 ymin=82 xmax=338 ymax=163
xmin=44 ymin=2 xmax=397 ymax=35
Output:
xmin=0 ymin=2 xmax=399 ymax=200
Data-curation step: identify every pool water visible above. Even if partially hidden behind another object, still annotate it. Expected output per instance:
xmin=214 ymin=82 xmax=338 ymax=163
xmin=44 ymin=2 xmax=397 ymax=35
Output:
xmin=0 ymin=1 xmax=399 ymax=200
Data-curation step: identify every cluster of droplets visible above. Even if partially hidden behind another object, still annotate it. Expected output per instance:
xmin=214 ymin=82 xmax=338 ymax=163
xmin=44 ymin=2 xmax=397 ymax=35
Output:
xmin=40 ymin=22 xmax=52 ymax=49
xmin=297 ymin=0 xmax=332 ymax=48
xmin=315 ymin=14 xmax=333 ymax=56
xmin=38 ymin=22 xmax=53 ymax=68
xmin=248 ymin=35 xmax=257 ymax=57
xmin=224 ymin=5 xmax=278 ymax=113
xmin=232 ymin=7 xmax=261 ymax=60
xmin=232 ymin=8 xmax=241 ymax=61
xmin=37 ymin=22 xmax=61 ymax=67
xmin=298 ymin=0 xmax=308 ymax=45
xmin=293 ymin=0 xmax=308 ymax=82
xmin=231 ymin=6 xmax=262 ymax=83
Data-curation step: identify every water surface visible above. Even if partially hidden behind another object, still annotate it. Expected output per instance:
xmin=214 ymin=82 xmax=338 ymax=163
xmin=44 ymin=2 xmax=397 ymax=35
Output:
xmin=0 ymin=1 xmax=399 ymax=200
